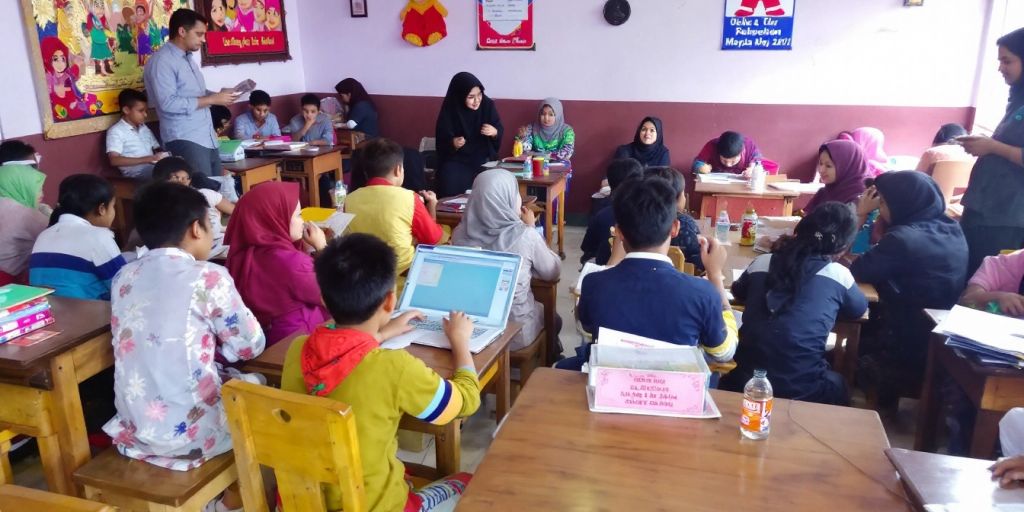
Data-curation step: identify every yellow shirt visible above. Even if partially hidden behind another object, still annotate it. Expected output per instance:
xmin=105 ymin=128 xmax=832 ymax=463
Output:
xmin=282 ymin=339 xmax=480 ymax=512
xmin=345 ymin=185 xmax=417 ymax=274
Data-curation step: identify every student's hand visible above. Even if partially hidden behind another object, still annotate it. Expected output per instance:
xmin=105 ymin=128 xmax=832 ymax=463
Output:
xmin=857 ymin=187 xmax=881 ymax=217
xmin=210 ymin=89 xmax=240 ymax=106
xmin=379 ymin=309 xmax=426 ymax=341
xmin=697 ymin=163 xmax=713 ymax=174
xmin=481 ymin=124 xmax=498 ymax=137
xmin=517 ymin=126 xmax=528 ymax=138
xmin=443 ymin=311 xmax=473 ymax=351
xmin=303 ymin=111 xmax=318 ymax=126
xmin=453 ymin=137 xmax=466 ymax=150
xmin=521 ymin=205 xmax=536 ymax=226
xmin=991 ymin=456 xmax=1024 ymax=488
xmin=959 ymin=135 xmax=998 ymax=157
xmin=419 ymin=190 xmax=437 ymax=207
xmin=741 ymin=168 xmax=753 ymax=178
xmin=302 ymin=222 xmax=328 ymax=252
xmin=700 ymin=236 xmax=728 ymax=281
xmin=989 ymin=292 xmax=1024 ymax=317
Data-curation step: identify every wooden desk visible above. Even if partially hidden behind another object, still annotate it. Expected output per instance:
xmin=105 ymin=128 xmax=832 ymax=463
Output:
xmin=695 ymin=179 xmax=802 ymax=220
xmin=222 ymin=157 xmax=282 ymax=193
xmin=0 ymin=297 xmax=113 ymax=496
xmin=886 ymin=448 xmax=1024 ymax=510
xmin=458 ymin=368 xmax=908 ymax=511
xmin=242 ymin=322 xmax=521 ymax=479
xmin=246 ymin=146 xmax=344 ymax=207
xmin=434 ymin=195 xmax=538 ymax=230
xmin=915 ymin=309 xmax=1024 ymax=459
xmin=517 ymin=172 xmax=567 ymax=259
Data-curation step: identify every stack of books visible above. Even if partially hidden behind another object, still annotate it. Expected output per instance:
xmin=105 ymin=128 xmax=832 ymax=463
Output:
xmin=933 ymin=305 xmax=1024 ymax=368
xmin=0 ymin=284 xmax=55 ymax=344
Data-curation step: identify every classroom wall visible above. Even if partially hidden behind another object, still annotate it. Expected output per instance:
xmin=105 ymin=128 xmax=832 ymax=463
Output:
xmin=296 ymin=0 xmax=988 ymax=213
xmin=0 ymin=1 xmax=310 ymax=200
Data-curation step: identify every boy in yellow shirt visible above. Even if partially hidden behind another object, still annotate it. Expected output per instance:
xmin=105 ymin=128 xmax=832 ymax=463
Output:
xmin=281 ymin=233 xmax=479 ymax=512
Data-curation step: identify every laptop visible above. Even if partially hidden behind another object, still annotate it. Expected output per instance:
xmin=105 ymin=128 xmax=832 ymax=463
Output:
xmin=386 ymin=245 xmax=522 ymax=353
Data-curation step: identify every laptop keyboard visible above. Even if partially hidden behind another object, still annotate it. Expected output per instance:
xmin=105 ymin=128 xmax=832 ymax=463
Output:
xmin=411 ymin=319 xmax=489 ymax=338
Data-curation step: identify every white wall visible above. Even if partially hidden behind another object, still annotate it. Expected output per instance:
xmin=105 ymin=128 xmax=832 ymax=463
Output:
xmin=0 ymin=0 xmax=309 ymax=139
xmin=298 ymin=0 xmax=989 ymax=107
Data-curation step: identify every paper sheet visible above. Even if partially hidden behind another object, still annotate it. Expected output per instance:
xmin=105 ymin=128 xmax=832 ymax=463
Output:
xmin=316 ymin=212 xmax=355 ymax=238
xmin=934 ymin=305 xmax=1024 ymax=359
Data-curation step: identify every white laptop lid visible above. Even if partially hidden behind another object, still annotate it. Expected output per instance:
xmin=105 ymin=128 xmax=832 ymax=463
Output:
xmin=398 ymin=245 xmax=522 ymax=329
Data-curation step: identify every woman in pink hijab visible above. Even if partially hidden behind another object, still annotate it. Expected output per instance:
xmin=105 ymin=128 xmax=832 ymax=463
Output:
xmin=225 ymin=182 xmax=329 ymax=345
xmin=839 ymin=127 xmax=889 ymax=178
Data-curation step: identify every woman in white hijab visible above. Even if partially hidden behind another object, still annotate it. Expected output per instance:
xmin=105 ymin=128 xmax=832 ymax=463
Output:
xmin=452 ymin=169 xmax=561 ymax=351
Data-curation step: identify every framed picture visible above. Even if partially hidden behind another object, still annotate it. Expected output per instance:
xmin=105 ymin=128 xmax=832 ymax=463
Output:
xmin=18 ymin=0 xmax=189 ymax=139
xmin=477 ymin=0 xmax=535 ymax=51
xmin=195 ymin=0 xmax=291 ymax=65
xmin=350 ymin=0 xmax=367 ymax=18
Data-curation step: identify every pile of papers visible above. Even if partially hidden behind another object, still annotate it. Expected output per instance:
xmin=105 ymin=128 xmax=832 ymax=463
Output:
xmin=933 ymin=306 xmax=1024 ymax=367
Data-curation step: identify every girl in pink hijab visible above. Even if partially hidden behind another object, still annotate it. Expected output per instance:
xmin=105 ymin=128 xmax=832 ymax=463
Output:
xmin=839 ymin=127 xmax=889 ymax=178
xmin=224 ymin=182 xmax=329 ymax=345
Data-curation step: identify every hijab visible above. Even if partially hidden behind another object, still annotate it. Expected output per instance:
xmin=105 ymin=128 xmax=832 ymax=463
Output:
xmin=805 ymin=140 xmax=868 ymax=213
xmin=435 ymin=71 xmax=502 ymax=161
xmin=334 ymin=77 xmax=374 ymax=110
xmin=224 ymin=182 xmax=305 ymax=321
xmin=998 ymin=28 xmax=1024 ymax=111
xmin=838 ymin=127 xmax=888 ymax=177
xmin=452 ymin=169 xmax=528 ymax=252
xmin=0 ymin=164 xmax=45 ymax=209
xmin=620 ymin=116 xmax=669 ymax=167
xmin=532 ymin=98 xmax=568 ymax=143
xmin=874 ymin=171 xmax=948 ymax=227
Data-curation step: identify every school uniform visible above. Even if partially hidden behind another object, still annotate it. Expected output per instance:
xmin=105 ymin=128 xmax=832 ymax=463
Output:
xmin=968 ymin=249 xmax=1024 ymax=295
xmin=197 ymin=188 xmax=227 ymax=258
xmin=29 ymin=214 xmax=127 ymax=300
xmin=719 ymin=254 xmax=868 ymax=405
xmin=106 ymin=118 xmax=161 ymax=179
xmin=232 ymin=111 xmax=281 ymax=140
xmin=580 ymin=205 xmax=615 ymax=265
xmin=286 ymin=112 xmax=335 ymax=144
xmin=559 ymin=253 xmax=737 ymax=371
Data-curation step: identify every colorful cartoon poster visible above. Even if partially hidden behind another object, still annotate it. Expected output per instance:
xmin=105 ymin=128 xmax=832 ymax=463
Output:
xmin=722 ymin=0 xmax=795 ymax=51
xmin=21 ymin=0 xmax=187 ymax=139
xmin=477 ymin=0 xmax=534 ymax=51
xmin=196 ymin=0 xmax=290 ymax=64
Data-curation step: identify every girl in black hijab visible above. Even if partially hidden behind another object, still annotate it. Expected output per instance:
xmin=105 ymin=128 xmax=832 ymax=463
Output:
xmin=435 ymin=72 xmax=503 ymax=198
xmin=614 ymin=116 xmax=671 ymax=167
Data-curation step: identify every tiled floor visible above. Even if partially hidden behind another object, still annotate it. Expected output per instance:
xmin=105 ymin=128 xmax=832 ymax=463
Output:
xmin=11 ymin=226 xmax=922 ymax=491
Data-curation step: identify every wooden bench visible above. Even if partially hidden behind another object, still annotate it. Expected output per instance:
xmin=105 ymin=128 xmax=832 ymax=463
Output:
xmin=74 ymin=449 xmax=237 ymax=511
xmin=0 ymin=484 xmax=114 ymax=511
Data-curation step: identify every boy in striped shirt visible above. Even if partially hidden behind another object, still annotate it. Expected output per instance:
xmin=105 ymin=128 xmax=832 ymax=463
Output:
xmin=281 ymin=233 xmax=479 ymax=512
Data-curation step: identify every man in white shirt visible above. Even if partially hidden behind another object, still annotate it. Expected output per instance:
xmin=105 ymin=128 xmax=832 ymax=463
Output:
xmin=106 ymin=89 xmax=169 ymax=179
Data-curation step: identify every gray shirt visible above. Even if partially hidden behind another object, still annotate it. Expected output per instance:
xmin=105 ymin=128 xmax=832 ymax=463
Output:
xmin=143 ymin=43 xmax=219 ymax=149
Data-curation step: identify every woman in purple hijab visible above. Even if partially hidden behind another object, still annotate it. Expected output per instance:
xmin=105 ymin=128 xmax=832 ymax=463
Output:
xmin=804 ymin=139 xmax=869 ymax=213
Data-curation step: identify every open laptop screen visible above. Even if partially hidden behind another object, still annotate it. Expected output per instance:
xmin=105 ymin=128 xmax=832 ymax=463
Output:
xmin=400 ymin=246 xmax=520 ymax=326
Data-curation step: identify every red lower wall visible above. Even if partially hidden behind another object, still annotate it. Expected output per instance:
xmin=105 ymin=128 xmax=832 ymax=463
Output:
xmin=9 ymin=93 xmax=973 ymax=216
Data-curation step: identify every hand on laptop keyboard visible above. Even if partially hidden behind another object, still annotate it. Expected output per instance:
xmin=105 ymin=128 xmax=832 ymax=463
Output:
xmin=411 ymin=318 xmax=488 ymax=338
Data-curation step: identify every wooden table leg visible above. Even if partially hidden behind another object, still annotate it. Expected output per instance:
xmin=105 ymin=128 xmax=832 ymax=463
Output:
xmin=306 ymin=162 xmax=321 ymax=208
xmin=543 ymin=185 xmax=554 ymax=250
xmin=842 ymin=321 xmax=861 ymax=385
xmin=970 ymin=409 xmax=1002 ymax=459
xmin=557 ymin=185 xmax=566 ymax=260
xmin=239 ymin=173 xmax=253 ymax=194
xmin=783 ymin=197 xmax=794 ymax=216
xmin=434 ymin=421 xmax=461 ymax=477
xmin=495 ymin=350 xmax=511 ymax=423
xmin=914 ymin=336 xmax=944 ymax=452
xmin=47 ymin=351 xmax=90 ymax=497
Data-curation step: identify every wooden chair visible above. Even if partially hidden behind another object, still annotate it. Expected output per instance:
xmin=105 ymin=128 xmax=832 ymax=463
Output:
xmin=105 ymin=174 xmax=139 ymax=247
xmin=667 ymin=247 xmax=697 ymax=276
xmin=0 ymin=430 xmax=15 ymax=485
xmin=931 ymin=160 xmax=974 ymax=204
xmin=74 ymin=448 xmax=237 ymax=512
xmin=420 ymin=137 xmax=437 ymax=190
xmin=0 ymin=484 xmax=114 ymax=511
xmin=222 ymin=379 xmax=367 ymax=512
xmin=335 ymin=129 xmax=366 ymax=152
xmin=510 ymin=279 xmax=559 ymax=396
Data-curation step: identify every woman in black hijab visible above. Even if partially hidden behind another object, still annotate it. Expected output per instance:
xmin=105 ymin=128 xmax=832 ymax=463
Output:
xmin=614 ymin=116 xmax=671 ymax=167
xmin=435 ymin=72 xmax=503 ymax=198
xmin=960 ymin=27 xmax=1024 ymax=275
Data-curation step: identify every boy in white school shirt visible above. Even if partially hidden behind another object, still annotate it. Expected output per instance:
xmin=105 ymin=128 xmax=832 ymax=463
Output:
xmin=106 ymin=89 xmax=170 ymax=180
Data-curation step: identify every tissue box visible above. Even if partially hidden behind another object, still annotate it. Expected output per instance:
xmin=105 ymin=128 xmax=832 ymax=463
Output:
xmin=586 ymin=344 xmax=716 ymax=418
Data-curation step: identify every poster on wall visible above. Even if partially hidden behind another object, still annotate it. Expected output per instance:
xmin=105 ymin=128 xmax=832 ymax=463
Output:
xmin=477 ymin=0 xmax=534 ymax=51
xmin=722 ymin=0 xmax=795 ymax=51
xmin=20 ymin=0 xmax=188 ymax=139
xmin=195 ymin=0 xmax=290 ymax=65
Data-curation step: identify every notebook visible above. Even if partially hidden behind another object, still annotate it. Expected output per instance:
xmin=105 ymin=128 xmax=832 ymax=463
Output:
xmin=885 ymin=448 xmax=1024 ymax=510
xmin=385 ymin=245 xmax=521 ymax=353
xmin=0 ymin=285 xmax=53 ymax=315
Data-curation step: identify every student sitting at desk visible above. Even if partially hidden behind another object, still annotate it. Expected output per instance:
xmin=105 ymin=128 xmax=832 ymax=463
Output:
xmin=29 ymin=174 xmax=125 ymax=300
xmin=346 ymin=138 xmax=443 ymax=289
xmin=103 ymin=183 xmax=264 ymax=511
xmin=281 ymin=234 xmax=479 ymax=512
xmin=645 ymin=166 xmax=703 ymax=272
xmin=850 ymin=171 xmax=968 ymax=407
xmin=515 ymin=97 xmax=575 ymax=162
xmin=0 ymin=139 xmax=39 ymax=167
xmin=803 ymin=139 xmax=869 ymax=214
xmin=558 ymin=176 xmax=737 ymax=371
xmin=839 ymin=127 xmax=889 ymax=178
xmin=720 ymin=203 xmax=867 ymax=405
xmin=210 ymin=104 xmax=233 ymax=140
xmin=916 ymin=123 xmax=975 ymax=176
xmin=225 ymin=182 xmax=329 ymax=346
xmin=453 ymin=169 xmax=562 ymax=351
xmin=0 ymin=165 xmax=48 ymax=286
xmin=580 ymin=158 xmax=643 ymax=265
xmin=961 ymin=249 xmax=1024 ymax=316
xmin=106 ymin=89 xmax=169 ymax=180
xmin=693 ymin=131 xmax=763 ymax=175
xmin=287 ymin=93 xmax=335 ymax=146
xmin=233 ymin=89 xmax=281 ymax=140
xmin=152 ymin=157 xmax=234 ymax=259
xmin=614 ymin=116 xmax=670 ymax=167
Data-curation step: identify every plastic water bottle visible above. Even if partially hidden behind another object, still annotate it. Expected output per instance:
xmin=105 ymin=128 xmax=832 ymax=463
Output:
xmin=523 ymin=157 xmax=532 ymax=177
xmin=333 ymin=181 xmax=347 ymax=210
xmin=715 ymin=210 xmax=731 ymax=243
xmin=740 ymin=369 xmax=774 ymax=440
xmin=747 ymin=159 xmax=766 ymax=192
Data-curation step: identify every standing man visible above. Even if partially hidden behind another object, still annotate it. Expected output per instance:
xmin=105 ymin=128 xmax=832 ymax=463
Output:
xmin=144 ymin=8 xmax=237 ymax=185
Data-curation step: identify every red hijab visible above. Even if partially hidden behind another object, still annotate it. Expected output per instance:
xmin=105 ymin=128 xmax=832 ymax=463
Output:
xmin=224 ymin=182 xmax=306 ymax=323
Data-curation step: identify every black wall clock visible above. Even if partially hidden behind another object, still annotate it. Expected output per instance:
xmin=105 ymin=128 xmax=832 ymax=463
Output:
xmin=604 ymin=0 xmax=630 ymax=26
